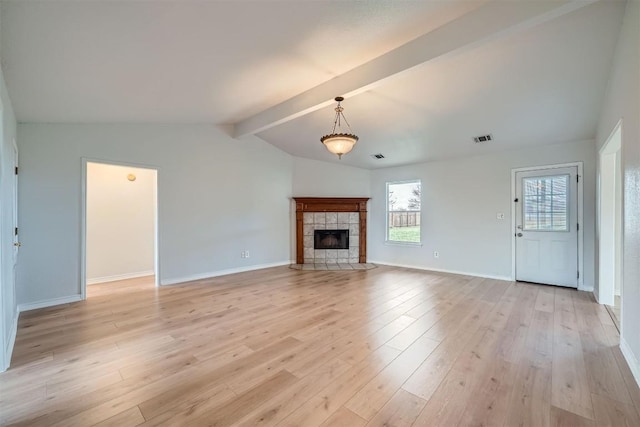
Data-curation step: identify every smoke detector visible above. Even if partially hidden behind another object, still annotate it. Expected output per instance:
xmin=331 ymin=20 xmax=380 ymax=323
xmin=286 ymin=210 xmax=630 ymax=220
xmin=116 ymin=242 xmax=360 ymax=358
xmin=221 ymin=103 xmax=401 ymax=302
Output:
xmin=473 ymin=134 xmax=493 ymax=143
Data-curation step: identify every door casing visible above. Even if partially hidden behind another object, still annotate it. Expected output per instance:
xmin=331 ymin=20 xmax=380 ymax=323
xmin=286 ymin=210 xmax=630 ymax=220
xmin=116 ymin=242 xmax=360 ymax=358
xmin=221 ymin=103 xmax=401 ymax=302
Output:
xmin=597 ymin=119 xmax=623 ymax=306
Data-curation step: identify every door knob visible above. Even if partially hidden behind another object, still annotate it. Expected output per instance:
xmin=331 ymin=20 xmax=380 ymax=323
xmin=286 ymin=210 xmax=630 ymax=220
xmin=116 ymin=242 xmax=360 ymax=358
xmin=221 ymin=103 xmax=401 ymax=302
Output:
xmin=13 ymin=242 xmax=21 ymax=247
xmin=517 ymin=233 xmax=523 ymax=237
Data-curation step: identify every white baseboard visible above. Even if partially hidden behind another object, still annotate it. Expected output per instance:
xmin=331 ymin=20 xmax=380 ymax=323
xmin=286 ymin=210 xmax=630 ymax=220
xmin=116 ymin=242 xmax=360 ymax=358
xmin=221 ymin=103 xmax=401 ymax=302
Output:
xmin=368 ymin=260 xmax=512 ymax=282
xmin=1 ymin=309 xmax=18 ymax=372
xmin=18 ymin=294 xmax=83 ymax=313
xmin=579 ymin=284 xmax=594 ymax=292
xmin=87 ymin=270 xmax=155 ymax=285
xmin=161 ymin=261 xmax=292 ymax=286
xmin=620 ymin=336 xmax=640 ymax=388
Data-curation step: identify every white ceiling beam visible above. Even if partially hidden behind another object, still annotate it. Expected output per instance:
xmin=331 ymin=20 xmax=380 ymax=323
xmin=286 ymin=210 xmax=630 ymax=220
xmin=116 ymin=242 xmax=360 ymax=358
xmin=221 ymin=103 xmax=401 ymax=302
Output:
xmin=232 ymin=0 xmax=595 ymax=138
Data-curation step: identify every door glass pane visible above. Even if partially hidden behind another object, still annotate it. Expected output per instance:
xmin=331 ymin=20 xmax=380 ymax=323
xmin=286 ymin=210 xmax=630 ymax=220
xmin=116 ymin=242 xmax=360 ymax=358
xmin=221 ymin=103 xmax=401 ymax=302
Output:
xmin=523 ymin=175 xmax=569 ymax=231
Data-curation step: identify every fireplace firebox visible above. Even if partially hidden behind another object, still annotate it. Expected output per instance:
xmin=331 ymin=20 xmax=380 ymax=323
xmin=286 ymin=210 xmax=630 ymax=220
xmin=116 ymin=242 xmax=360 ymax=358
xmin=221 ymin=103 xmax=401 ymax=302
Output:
xmin=314 ymin=229 xmax=349 ymax=250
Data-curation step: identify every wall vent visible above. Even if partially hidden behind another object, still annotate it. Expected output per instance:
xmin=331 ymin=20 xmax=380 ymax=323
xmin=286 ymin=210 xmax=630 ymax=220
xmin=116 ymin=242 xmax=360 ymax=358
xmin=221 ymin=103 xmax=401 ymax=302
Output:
xmin=371 ymin=153 xmax=385 ymax=159
xmin=473 ymin=134 xmax=493 ymax=143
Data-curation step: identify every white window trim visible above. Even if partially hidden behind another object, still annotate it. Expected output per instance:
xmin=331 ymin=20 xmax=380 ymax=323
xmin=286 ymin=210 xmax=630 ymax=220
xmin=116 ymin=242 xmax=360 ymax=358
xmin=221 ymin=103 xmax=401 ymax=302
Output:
xmin=385 ymin=179 xmax=422 ymax=245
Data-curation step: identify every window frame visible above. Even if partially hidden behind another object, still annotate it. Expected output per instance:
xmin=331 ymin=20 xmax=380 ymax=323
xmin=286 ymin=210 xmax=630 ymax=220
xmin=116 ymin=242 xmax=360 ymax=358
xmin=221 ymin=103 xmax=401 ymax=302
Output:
xmin=385 ymin=179 xmax=422 ymax=246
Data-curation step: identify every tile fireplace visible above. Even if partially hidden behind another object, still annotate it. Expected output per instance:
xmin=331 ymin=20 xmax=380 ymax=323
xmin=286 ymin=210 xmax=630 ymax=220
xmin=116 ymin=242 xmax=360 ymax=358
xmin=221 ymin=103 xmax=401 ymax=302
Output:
xmin=293 ymin=197 xmax=369 ymax=264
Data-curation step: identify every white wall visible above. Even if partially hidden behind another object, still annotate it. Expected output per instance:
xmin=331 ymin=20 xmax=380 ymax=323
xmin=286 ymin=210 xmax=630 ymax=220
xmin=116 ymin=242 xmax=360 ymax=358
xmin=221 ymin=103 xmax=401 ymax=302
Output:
xmin=17 ymin=124 xmax=293 ymax=306
xmin=292 ymin=157 xmax=371 ymax=197
xmin=595 ymin=0 xmax=640 ymax=384
xmin=369 ymin=139 xmax=596 ymax=286
xmin=0 ymin=14 xmax=19 ymax=370
xmin=86 ymin=162 xmax=156 ymax=283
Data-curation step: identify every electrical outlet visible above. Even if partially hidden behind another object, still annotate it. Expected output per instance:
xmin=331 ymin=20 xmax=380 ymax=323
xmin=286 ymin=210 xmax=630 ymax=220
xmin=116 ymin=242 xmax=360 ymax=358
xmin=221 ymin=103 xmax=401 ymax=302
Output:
xmin=241 ymin=251 xmax=245 ymax=258
xmin=433 ymin=251 xmax=439 ymax=258
xmin=245 ymin=251 xmax=250 ymax=258
xmin=496 ymin=213 xmax=505 ymax=220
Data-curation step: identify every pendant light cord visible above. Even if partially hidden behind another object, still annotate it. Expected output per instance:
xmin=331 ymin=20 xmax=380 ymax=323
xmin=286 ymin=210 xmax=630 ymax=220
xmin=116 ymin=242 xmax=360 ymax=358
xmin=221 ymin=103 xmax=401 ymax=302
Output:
xmin=331 ymin=101 xmax=354 ymax=134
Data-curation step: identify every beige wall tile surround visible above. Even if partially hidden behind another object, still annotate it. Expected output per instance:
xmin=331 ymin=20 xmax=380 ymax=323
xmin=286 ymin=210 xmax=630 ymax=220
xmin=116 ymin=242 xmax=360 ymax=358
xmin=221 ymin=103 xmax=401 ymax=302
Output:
xmin=303 ymin=211 xmax=359 ymax=263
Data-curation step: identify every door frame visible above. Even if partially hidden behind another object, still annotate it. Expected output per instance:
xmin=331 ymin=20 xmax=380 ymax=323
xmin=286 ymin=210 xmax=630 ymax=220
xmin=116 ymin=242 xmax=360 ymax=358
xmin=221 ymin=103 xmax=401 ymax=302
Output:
xmin=596 ymin=119 xmax=623 ymax=306
xmin=11 ymin=138 xmax=19 ymax=265
xmin=80 ymin=158 xmax=160 ymax=300
xmin=0 ymin=96 xmax=5 ymax=371
xmin=510 ymin=162 xmax=584 ymax=289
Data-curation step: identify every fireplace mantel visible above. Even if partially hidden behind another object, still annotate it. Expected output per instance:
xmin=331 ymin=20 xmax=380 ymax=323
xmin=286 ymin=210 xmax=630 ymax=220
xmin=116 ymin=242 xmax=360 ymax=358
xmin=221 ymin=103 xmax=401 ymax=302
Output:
xmin=293 ymin=197 xmax=369 ymax=264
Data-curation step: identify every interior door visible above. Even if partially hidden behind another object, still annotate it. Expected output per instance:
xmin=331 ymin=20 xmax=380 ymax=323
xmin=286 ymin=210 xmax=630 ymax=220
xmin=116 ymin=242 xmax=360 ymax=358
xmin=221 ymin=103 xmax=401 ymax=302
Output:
xmin=515 ymin=166 xmax=578 ymax=288
xmin=12 ymin=139 xmax=19 ymax=264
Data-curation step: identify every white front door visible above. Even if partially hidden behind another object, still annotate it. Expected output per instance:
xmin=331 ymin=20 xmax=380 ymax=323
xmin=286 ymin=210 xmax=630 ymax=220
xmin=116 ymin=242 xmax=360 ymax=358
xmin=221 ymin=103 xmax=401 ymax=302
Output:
xmin=515 ymin=166 xmax=578 ymax=288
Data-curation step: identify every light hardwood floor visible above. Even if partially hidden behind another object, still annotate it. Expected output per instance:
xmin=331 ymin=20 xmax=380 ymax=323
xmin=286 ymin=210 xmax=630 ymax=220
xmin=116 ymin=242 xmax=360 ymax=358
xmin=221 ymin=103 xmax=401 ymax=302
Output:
xmin=2 ymin=266 xmax=639 ymax=426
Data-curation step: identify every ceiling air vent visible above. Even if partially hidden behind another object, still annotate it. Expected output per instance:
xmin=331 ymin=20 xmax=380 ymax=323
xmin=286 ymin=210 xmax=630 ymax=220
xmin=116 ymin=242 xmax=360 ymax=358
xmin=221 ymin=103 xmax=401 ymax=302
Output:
xmin=473 ymin=134 xmax=493 ymax=143
xmin=371 ymin=153 xmax=385 ymax=159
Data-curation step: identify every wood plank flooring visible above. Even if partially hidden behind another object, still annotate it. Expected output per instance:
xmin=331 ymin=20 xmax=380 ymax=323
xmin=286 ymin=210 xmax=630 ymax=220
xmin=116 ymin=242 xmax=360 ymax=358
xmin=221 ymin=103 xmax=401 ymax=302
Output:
xmin=2 ymin=266 xmax=639 ymax=426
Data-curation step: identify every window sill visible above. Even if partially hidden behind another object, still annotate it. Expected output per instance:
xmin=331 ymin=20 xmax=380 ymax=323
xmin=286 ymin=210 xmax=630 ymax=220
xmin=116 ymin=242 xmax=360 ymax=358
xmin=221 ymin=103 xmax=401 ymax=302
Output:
xmin=384 ymin=241 xmax=423 ymax=247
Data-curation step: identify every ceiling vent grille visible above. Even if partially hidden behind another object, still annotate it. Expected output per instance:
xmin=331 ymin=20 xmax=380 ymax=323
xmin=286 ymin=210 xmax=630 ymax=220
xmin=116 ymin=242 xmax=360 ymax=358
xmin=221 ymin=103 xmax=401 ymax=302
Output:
xmin=473 ymin=134 xmax=493 ymax=143
xmin=371 ymin=153 xmax=385 ymax=159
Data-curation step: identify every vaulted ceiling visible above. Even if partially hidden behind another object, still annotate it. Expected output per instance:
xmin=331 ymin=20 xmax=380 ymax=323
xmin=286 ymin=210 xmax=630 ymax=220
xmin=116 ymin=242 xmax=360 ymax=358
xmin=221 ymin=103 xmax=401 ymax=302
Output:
xmin=1 ymin=1 xmax=626 ymax=168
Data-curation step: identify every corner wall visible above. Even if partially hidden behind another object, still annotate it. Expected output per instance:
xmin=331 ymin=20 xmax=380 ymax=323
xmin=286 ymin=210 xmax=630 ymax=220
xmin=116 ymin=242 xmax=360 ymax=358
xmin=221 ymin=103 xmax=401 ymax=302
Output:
xmin=16 ymin=124 xmax=293 ymax=306
xmin=595 ymin=0 xmax=640 ymax=384
xmin=369 ymin=140 xmax=596 ymax=286
xmin=292 ymin=157 xmax=371 ymax=197
xmin=291 ymin=157 xmax=371 ymax=261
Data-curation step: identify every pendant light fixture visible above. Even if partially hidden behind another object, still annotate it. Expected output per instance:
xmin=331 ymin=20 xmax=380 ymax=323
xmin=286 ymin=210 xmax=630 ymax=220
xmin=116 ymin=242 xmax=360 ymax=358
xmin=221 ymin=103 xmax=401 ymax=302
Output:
xmin=320 ymin=96 xmax=359 ymax=159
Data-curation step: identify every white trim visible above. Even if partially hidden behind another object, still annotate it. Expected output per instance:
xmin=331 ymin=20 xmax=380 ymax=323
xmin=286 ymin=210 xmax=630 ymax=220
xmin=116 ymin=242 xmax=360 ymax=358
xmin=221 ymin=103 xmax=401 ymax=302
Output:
xmin=81 ymin=159 xmax=87 ymax=300
xmin=161 ymin=261 xmax=292 ymax=286
xmin=81 ymin=158 xmax=161 ymax=300
xmin=384 ymin=242 xmax=423 ymax=247
xmin=385 ymin=179 xmax=422 ymax=245
xmin=620 ymin=337 xmax=640 ymax=388
xmin=510 ymin=162 xmax=585 ymax=289
xmin=600 ymin=119 xmax=623 ymax=155
xmin=18 ymin=294 xmax=83 ymax=313
xmin=1 ymin=309 xmax=18 ymax=372
xmin=0 ymin=92 xmax=5 ymax=372
xmin=87 ymin=270 xmax=155 ymax=285
xmin=369 ymin=260 xmax=512 ymax=281
xmin=11 ymin=137 xmax=19 ymax=266
xmin=596 ymin=119 xmax=624 ymax=307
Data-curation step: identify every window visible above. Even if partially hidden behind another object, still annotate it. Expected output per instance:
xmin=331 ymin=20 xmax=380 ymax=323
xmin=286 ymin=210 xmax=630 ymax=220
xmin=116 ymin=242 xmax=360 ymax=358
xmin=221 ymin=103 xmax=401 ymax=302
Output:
xmin=522 ymin=175 xmax=569 ymax=231
xmin=386 ymin=180 xmax=421 ymax=243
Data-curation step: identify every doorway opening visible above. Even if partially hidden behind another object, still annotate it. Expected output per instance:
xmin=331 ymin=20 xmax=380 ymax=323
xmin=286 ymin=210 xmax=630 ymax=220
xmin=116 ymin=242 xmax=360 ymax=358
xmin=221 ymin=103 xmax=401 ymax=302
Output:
xmin=511 ymin=162 xmax=584 ymax=289
xmin=598 ymin=120 xmax=622 ymax=327
xmin=82 ymin=160 xmax=158 ymax=299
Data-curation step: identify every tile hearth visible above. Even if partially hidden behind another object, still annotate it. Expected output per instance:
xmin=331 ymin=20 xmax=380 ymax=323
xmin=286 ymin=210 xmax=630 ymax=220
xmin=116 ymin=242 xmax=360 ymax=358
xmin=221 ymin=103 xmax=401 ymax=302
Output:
xmin=290 ymin=263 xmax=376 ymax=271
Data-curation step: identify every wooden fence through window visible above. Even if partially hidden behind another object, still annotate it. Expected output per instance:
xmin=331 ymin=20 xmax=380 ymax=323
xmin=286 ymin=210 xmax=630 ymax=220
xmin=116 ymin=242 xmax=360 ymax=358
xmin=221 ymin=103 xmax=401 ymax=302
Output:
xmin=389 ymin=211 xmax=420 ymax=227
